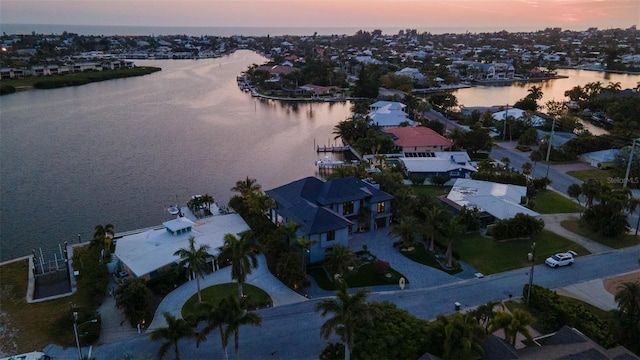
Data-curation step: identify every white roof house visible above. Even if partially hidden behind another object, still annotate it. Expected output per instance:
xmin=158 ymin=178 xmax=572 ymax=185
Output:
xmin=368 ymin=101 xmax=415 ymax=128
xmin=578 ymin=149 xmax=620 ymax=168
xmin=492 ymin=108 xmax=545 ymax=127
xmin=446 ymin=178 xmax=539 ymax=220
xmin=115 ymin=213 xmax=250 ymax=279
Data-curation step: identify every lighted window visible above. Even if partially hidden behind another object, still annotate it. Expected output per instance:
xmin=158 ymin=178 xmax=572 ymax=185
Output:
xmin=377 ymin=202 xmax=385 ymax=213
xmin=327 ymin=230 xmax=336 ymax=241
xmin=343 ymin=201 xmax=354 ymax=215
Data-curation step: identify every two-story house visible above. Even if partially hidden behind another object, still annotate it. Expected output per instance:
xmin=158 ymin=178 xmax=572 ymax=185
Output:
xmin=265 ymin=176 xmax=393 ymax=263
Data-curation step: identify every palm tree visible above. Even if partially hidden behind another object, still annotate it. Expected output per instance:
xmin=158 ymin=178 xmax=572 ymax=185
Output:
xmin=489 ymin=309 xmax=535 ymax=346
xmin=219 ymin=231 xmax=258 ymax=300
xmin=527 ymin=85 xmax=543 ymax=101
xmin=201 ymin=193 xmax=214 ymax=215
xmin=296 ymin=236 xmax=318 ymax=274
xmin=221 ymin=295 xmax=263 ymax=360
xmin=472 ymin=300 xmax=505 ymax=333
xmin=194 ymin=301 xmax=231 ymax=360
xmin=92 ymin=223 xmax=115 ymax=250
xmin=388 ymin=216 xmax=418 ymax=249
xmin=501 ymin=157 xmax=511 ymax=172
xmin=443 ymin=217 xmax=463 ymax=268
xmin=231 ymin=177 xmax=261 ymax=197
xmin=567 ymin=183 xmax=583 ymax=215
xmin=446 ymin=127 xmax=466 ymax=150
xmin=440 ymin=313 xmax=486 ymax=360
xmin=280 ymin=219 xmax=302 ymax=247
xmin=150 ymin=312 xmax=196 ymax=360
xmin=615 ymin=281 xmax=640 ymax=324
xmin=173 ymin=236 xmax=212 ymax=303
xmin=324 ymin=244 xmax=356 ymax=277
xmin=315 ymin=280 xmax=373 ymax=360
xmin=611 ymin=281 xmax=640 ymax=353
xmin=521 ymin=162 xmax=533 ymax=179
xmin=422 ymin=205 xmax=447 ymax=252
xmin=529 ymin=150 xmax=543 ymax=177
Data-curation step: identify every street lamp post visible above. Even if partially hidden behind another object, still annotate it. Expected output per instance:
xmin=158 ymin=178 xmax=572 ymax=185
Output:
xmin=544 ymin=119 xmax=556 ymax=179
xmin=73 ymin=310 xmax=97 ymax=360
xmin=526 ymin=242 xmax=536 ymax=307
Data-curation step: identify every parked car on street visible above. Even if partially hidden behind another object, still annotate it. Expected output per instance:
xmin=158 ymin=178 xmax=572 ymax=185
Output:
xmin=545 ymin=251 xmax=577 ymax=268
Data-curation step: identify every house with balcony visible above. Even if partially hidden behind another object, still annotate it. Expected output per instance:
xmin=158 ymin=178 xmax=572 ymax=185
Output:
xmin=265 ymin=176 xmax=393 ymax=263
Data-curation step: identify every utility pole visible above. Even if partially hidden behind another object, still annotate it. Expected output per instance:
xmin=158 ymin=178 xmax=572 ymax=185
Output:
xmin=623 ymin=138 xmax=637 ymax=188
xmin=526 ymin=242 xmax=536 ymax=306
xmin=545 ymin=119 xmax=556 ymax=179
xmin=502 ymin=104 xmax=508 ymax=141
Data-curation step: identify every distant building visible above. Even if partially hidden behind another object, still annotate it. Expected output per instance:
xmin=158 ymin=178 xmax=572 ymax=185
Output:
xmin=368 ymin=101 xmax=416 ymax=128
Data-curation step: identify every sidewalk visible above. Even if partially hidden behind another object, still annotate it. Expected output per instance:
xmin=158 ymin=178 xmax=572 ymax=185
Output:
xmin=539 ymin=213 xmax=613 ymax=254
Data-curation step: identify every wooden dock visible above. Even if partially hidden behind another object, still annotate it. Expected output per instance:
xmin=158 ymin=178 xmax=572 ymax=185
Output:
xmin=317 ymin=145 xmax=349 ymax=153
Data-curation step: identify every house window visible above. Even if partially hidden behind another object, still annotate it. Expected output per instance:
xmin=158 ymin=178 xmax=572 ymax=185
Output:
xmin=327 ymin=230 xmax=336 ymax=241
xmin=377 ymin=202 xmax=385 ymax=213
xmin=450 ymin=171 xmax=460 ymax=177
xmin=343 ymin=201 xmax=354 ymax=215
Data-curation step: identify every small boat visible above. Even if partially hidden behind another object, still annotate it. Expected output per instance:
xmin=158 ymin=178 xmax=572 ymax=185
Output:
xmin=315 ymin=156 xmax=344 ymax=167
xmin=167 ymin=205 xmax=179 ymax=215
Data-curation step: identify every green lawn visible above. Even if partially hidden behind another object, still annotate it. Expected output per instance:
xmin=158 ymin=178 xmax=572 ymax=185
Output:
xmin=181 ymin=283 xmax=272 ymax=318
xmin=454 ymin=230 xmax=591 ymax=275
xmin=533 ymin=190 xmax=581 ymax=214
xmin=411 ymin=185 xmax=452 ymax=198
xmin=308 ymin=262 xmax=408 ymax=291
xmin=566 ymin=169 xmax=617 ymax=184
xmin=400 ymin=242 xmax=462 ymax=275
xmin=561 ymin=218 xmax=640 ymax=249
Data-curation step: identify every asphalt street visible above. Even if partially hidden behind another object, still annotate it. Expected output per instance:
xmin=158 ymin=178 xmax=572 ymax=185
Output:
xmin=45 ymin=244 xmax=640 ymax=360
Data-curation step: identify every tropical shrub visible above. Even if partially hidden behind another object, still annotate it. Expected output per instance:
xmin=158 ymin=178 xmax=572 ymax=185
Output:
xmin=491 ymin=213 xmax=544 ymax=240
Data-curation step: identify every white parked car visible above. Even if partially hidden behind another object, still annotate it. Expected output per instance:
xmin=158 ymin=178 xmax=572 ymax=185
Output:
xmin=545 ymin=251 xmax=577 ymax=268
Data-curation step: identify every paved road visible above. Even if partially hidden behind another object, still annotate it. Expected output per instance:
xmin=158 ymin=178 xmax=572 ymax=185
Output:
xmin=44 ymin=243 xmax=640 ymax=360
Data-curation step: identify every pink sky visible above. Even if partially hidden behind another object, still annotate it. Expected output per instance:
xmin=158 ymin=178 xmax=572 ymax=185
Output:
xmin=2 ymin=0 xmax=638 ymax=32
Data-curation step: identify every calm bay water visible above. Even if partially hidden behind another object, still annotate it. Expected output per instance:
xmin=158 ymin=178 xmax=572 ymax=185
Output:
xmin=2 ymin=50 xmax=639 ymax=261
xmin=455 ymin=69 xmax=640 ymax=135
xmin=0 ymin=50 xmax=351 ymax=261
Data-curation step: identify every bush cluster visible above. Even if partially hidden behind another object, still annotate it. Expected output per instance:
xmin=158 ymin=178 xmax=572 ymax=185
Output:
xmin=523 ymin=284 xmax=616 ymax=348
xmin=491 ymin=213 xmax=544 ymax=240
xmin=472 ymin=172 xmax=527 ymax=186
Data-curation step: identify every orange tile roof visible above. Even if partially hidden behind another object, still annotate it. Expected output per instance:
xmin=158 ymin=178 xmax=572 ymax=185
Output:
xmin=384 ymin=126 xmax=453 ymax=148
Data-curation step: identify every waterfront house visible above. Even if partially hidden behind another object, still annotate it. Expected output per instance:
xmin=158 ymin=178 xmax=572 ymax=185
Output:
xmin=492 ymin=108 xmax=546 ymax=127
xmin=441 ymin=178 xmax=538 ymax=225
xmin=384 ymin=126 xmax=453 ymax=154
xmin=368 ymin=101 xmax=416 ymax=128
xmin=265 ymin=176 xmax=393 ymax=263
xmin=114 ymin=212 xmax=250 ymax=280
xmin=399 ymin=151 xmax=477 ymax=182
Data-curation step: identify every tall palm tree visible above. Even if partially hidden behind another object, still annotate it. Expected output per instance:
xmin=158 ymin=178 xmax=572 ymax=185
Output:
xmin=521 ymin=162 xmax=533 ymax=179
xmin=296 ymin=236 xmax=318 ymax=274
xmin=92 ymin=223 xmax=115 ymax=250
xmin=315 ymin=280 xmax=373 ymax=360
xmin=489 ymin=309 xmax=535 ymax=346
xmin=446 ymin=127 xmax=466 ymax=150
xmin=231 ymin=177 xmax=261 ymax=197
xmin=324 ymin=244 xmax=356 ymax=277
xmin=173 ymin=236 xmax=212 ymax=303
xmin=280 ymin=219 xmax=302 ymax=247
xmin=472 ymin=300 xmax=505 ymax=333
xmin=438 ymin=313 xmax=486 ymax=360
xmin=219 ymin=295 xmax=263 ymax=360
xmin=529 ymin=150 xmax=543 ymax=177
xmin=615 ymin=281 xmax=640 ymax=324
xmin=219 ymin=231 xmax=258 ymax=300
xmin=388 ymin=216 xmax=418 ymax=249
xmin=422 ymin=205 xmax=447 ymax=252
xmin=443 ymin=217 xmax=463 ymax=268
xmin=194 ymin=301 xmax=231 ymax=360
xmin=150 ymin=312 xmax=196 ymax=360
